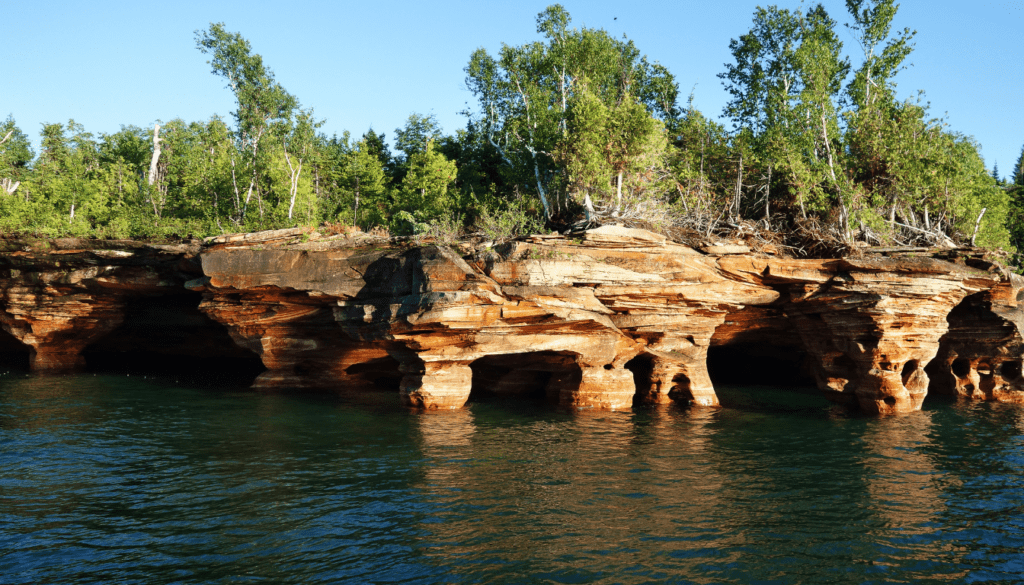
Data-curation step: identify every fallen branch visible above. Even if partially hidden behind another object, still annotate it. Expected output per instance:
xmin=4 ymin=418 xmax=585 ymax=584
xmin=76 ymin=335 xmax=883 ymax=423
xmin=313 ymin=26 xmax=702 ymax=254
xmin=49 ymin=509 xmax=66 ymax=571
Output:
xmin=867 ymin=246 xmax=932 ymax=253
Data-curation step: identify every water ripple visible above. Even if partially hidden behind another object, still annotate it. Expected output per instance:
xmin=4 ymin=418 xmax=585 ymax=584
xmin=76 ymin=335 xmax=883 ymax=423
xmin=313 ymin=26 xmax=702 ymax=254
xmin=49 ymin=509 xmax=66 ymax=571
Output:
xmin=3 ymin=377 xmax=1024 ymax=582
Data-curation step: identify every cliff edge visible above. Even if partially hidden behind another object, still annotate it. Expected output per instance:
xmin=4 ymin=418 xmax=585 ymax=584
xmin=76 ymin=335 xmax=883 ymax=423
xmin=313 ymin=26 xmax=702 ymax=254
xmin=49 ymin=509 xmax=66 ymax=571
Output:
xmin=2 ymin=226 xmax=1021 ymax=415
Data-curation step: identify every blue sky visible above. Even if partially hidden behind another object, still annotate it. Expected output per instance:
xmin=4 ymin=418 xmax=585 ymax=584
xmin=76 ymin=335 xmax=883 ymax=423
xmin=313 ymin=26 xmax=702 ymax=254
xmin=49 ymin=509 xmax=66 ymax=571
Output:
xmin=5 ymin=1 xmax=1022 ymax=175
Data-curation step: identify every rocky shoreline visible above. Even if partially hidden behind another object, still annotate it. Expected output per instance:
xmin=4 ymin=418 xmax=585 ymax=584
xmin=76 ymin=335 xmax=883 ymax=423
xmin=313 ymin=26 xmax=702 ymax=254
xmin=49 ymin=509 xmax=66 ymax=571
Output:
xmin=2 ymin=226 xmax=1021 ymax=415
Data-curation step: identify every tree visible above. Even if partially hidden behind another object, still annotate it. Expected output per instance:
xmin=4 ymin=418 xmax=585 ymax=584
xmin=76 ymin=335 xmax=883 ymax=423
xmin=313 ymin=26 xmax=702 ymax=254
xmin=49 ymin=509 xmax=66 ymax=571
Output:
xmin=392 ymin=113 xmax=443 ymax=185
xmin=720 ymin=4 xmax=850 ymax=225
xmin=435 ymin=120 xmax=508 ymax=204
xmin=1002 ymin=142 xmax=1024 ymax=262
xmin=342 ymin=139 xmax=390 ymax=227
xmin=159 ymin=117 xmax=236 ymax=223
xmin=393 ymin=140 xmax=458 ymax=233
xmin=0 ymin=115 xmax=33 ymax=195
xmin=844 ymin=0 xmax=915 ymax=113
xmin=360 ymin=129 xmax=394 ymax=176
xmin=30 ymin=120 xmax=105 ymax=230
xmin=1013 ymin=142 xmax=1024 ymax=187
xmin=793 ymin=4 xmax=852 ymax=233
xmin=195 ymin=22 xmax=298 ymax=220
xmin=465 ymin=4 xmax=678 ymax=220
xmin=843 ymin=0 xmax=916 ymax=220
xmin=95 ymin=125 xmax=150 ymax=218
xmin=666 ymin=99 xmax=734 ymax=225
xmin=556 ymin=86 xmax=668 ymax=220
xmin=278 ymin=108 xmax=323 ymax=219
xmin=394 ymin=113 xmax=443 ymax=162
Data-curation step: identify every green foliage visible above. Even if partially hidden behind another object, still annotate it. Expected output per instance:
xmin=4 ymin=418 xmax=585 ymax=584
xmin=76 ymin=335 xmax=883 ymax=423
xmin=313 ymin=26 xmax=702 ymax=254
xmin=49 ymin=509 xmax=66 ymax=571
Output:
xmin=465 ymin=4 xmax=678 ymax=219
xmin=556 ymin=86 xmax=669 ymax=217
xmin=1012 ymin=143 xmax=1024 ymax=187
xmin=394 ymin=113 xmax=443 ymax=162
xmin=424 ymin=213 xmax=463 ymax=246
xmin=844 ymin=0 xmax=916 ymax=112
xmin=195 ymin=22 xmax=299 ymax=222
xmin=391 ymin=141 xmax=458 ymax=234
xmin=476 ymin=194 xmax=544 ymax=243
xmin=0 ymin=6 xmax=1016 ymax=263
xmin=713 ymin=0 xmax=1008 ymax=249
xmin=1 ymin=115 xmax=34 ymax=171
xmin=1006 ymin=142 xmax=1024 ymax=264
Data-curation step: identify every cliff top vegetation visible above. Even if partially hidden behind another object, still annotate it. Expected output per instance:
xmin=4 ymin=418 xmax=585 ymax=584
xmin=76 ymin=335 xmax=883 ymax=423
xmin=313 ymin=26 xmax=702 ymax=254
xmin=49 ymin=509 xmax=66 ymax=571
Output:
xmin=2 ymin=1 xmax=1023 ymax=264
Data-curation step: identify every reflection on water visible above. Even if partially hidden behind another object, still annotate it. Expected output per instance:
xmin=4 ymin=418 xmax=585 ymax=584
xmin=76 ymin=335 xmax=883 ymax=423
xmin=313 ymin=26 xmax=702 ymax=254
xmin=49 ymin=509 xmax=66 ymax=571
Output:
xmin=3 ymin=375 xmax=1024 ymax=583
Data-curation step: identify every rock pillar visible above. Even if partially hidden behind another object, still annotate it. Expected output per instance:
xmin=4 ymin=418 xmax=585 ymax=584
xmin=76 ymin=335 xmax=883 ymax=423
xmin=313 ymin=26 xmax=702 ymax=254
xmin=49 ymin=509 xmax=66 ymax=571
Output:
xmin=0 ymin=316 xmax=124 ymax=373
xmin=785 ymin=284 xmax=964 ymax=415
xmin=0 ymin=274 xmax=129 ymax=373
xmin=675 ymin=360 xmax=720 ymax=406
xmin=635 ymin=354 xmax=719 ymax=407
xmin=400 ymin=361 xmax=473 ymax=409
xmin=636 ymin=358 xmax=676 ymax=404
xmin=550 ymin=364 xmax=636 ymax=410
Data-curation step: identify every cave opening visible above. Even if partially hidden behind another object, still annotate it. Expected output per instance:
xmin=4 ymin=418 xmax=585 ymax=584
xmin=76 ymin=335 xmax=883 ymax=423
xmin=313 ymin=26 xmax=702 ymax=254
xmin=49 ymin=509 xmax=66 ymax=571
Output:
xmin=706 ymin=341 xmax=824 ymax=411
xmin=469 ymin=351 xmax=580 ymax=405
xmin=624 ymin=353 xmax=655 ymax=406
xmin=925 ymin=291 xmax=1018 ymax=403
xmin=343 ymin=355 xmax=404 ymax=392
xmin=707 ymin=342 xmax=816 ymax=388
xmin=0 ymin=327 xmax=30 ymax=371
xmin=901 ymin=360 xmax=919 ymax=387
xmin=82 ymin=292 xmax=265 ymax=387
xmin=999 ymin=360 xmax=1022 ymax=381
xmin=707 ymin=306 xmax=821 ymax=410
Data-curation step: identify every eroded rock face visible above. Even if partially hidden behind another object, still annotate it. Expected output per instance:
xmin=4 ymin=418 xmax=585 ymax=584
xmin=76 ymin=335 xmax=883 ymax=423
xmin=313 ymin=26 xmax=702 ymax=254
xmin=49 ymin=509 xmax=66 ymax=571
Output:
xmin=772 ymin=258 xmax=996 ymax=414
xmin=929 ymin=281 xmax=1024 ymax=403
xmin=0 ymin=241 xmax=202 ymax=371
xmin=1 ymin=228 xmax=1019 ymax=415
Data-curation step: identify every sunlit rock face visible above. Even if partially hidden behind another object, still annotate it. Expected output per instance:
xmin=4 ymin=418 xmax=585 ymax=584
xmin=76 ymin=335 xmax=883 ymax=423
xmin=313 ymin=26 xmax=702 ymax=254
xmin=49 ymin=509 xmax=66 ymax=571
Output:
xmin=1 ymin=227 xmax=1019 ymax=415
xmin=930 ymin=282 xmax=1024 ymax=403
xmin=755 ymin=257 xmax=1001 ymax=415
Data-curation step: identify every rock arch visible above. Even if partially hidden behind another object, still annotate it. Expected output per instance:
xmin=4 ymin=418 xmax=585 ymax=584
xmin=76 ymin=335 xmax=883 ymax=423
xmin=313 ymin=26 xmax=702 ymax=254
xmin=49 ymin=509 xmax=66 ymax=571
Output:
xmin=928 ymin=290 xmax=1024 ymax=403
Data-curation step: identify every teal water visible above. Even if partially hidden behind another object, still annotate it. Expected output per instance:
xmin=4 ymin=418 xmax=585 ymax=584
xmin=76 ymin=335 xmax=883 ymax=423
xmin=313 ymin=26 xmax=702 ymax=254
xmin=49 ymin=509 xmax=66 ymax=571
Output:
xmin=2 ymin=373 xmax=1024 ymax=584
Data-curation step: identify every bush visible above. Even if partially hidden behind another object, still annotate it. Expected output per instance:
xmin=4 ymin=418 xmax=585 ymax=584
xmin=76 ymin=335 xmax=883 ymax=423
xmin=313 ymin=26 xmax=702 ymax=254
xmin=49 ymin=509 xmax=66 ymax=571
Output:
xmin=476 ymin=195 xmax=544 ymax=243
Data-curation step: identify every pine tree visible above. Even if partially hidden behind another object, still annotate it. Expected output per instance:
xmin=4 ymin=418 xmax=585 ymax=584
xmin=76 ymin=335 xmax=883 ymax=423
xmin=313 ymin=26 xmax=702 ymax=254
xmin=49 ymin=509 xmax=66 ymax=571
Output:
xmin=1013 ymin=143 xmax=1024 ymax=187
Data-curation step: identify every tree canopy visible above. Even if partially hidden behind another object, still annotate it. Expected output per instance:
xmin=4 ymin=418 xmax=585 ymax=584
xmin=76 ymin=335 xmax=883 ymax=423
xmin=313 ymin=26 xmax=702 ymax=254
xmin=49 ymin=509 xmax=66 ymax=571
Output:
xmin=0 ymin=5 xmax=1018 ymax=264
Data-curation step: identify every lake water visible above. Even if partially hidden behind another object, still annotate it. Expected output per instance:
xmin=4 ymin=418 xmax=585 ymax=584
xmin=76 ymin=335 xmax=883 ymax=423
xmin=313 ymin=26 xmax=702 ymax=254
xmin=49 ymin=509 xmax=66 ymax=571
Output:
xmin=2 ymin=371 xmax=1024 ymax=584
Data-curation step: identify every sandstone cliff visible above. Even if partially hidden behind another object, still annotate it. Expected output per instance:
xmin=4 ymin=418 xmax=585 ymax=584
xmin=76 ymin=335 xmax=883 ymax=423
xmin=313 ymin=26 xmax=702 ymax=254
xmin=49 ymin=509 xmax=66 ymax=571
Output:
xmin=1 ymin=227 xmax=1021 ymax=415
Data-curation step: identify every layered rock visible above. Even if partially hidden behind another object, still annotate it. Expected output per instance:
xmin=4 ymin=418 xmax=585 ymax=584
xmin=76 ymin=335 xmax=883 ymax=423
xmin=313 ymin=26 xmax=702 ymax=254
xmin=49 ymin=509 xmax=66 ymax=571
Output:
xmin=197 ymin=237 xmax=654 ymax=409
xmin=929 ymin=279 xmax=1024 ymax=403
xmin=0 ymin=240 xmax=201 ymax=371
xmin=715 ymin=255 xmax=1005 ymax=414
xmin=2 ymin=228 xmax=1022 ymax=416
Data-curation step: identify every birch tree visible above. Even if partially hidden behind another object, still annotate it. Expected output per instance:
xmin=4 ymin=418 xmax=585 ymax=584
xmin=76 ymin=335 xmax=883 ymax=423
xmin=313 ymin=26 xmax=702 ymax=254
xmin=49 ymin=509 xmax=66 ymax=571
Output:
xmin=280 ymin=108 xmax=321 ymax=219
xmin=465 ymin=4 xmax=678 ymax=221
xmin=0 ymin=116 xmax=32 ymax=196
xmin=195 ymin=22 xmax=298 ymax=220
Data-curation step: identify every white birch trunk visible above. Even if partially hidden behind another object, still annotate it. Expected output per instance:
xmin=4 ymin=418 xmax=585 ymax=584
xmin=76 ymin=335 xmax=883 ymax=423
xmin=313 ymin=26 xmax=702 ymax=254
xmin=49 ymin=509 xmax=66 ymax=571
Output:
xmin=1 ymin=178 xmax=19 ymax=195
xmin=147 ymin=125 xmax=161 ymax=186
xmin=971 ymin=208 xmax=987 ymax=246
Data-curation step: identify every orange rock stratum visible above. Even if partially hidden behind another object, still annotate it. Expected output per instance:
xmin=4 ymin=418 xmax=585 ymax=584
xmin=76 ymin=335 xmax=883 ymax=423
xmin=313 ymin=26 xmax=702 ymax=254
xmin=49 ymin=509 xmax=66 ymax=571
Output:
xmin=2 ymin=226 xmax=1023 ymax=415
